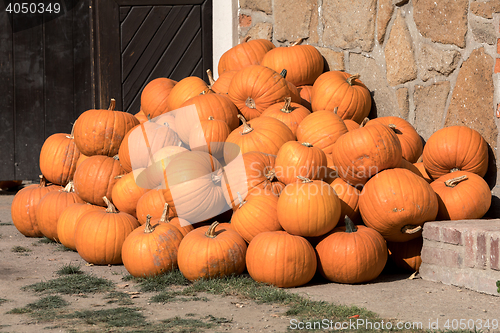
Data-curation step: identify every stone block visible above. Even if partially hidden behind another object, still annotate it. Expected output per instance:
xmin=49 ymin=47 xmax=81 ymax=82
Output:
xmin=413 ymin=81 xmax=450 ymax=141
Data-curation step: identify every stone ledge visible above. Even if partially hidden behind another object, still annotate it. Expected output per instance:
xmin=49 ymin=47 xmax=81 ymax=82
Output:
xmin=420 ymin=220 xmax=500 ymax=296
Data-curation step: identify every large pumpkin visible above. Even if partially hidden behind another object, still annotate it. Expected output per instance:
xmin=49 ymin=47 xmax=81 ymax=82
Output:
xmin=39 ymin=131 xmax=80 ymax=186
xmin=166 ymin=76 xmax=210 ymax=112
xmin=74 ymin=197 xmax=140 ymax=265
xmin=316 ymin=216 xmax=388 ymax=283
xmin=359 ymin=168 xmax=438 ymax=242
xmin=73 ymin=99 xmax=139 ymax=157
xmin=332 ymin=122 xmax=402 ymax=186
xmin=246 ymin=231 xmax=317 ymax=288
xmin=422 ymin=126 xmax=489 ymax=180
xmin=11 ymin=176 xmax=60 ymax=237
xmin=261 ymin=97 xmax=311 ymax=136
xmin=122 ymin=214 xmax=184 ymax=277
xmin=177 ymin=222 xmax=247 ymax=281
xmin=275 ymin=141 xmax=327 ymax=185
xmin=217 ymin=36 xmax=275 ymax=75
xmin=57 ymin=203 xmax=104 ymax=251
xmin=140 ymin=77 xmax=177 ymax=118
xmin=430 ymin=171 xmax=491 ymax=220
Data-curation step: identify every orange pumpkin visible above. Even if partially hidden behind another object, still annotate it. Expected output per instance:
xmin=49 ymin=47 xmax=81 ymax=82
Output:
xmin=387 ymin=237 xmax=423 ymax=272
xmin=189 ymin=116 xmax=231 ymax=161
xmin=11 ymin=176 xmax=60 ymax=237
xmin=261 ymin=97 xmax=311 ymax=136
xmin=316 ymin=216 xmax=388 ymax=283
xmin=359 ymin=168 xmax=438 ymax=242
xmin=297 ymin=85 xmax=313 ymax=110
xmin=311 ymin=71 xmax=371 ymax=123
xmin=122 ymin=214 xmax=184 ymax=277
xmin=330 ymin=178 xmax=361 ymax=224
xmin=111 ymin=171 xmax=150 ymax=217
xmin=275 ymin=141 xmax=327 ymax=185
xmin=207 ymin=69 xmax=237 ymax=94
xmin=134 ymin=109 xmax=148 ymax=124
xmin=155 ymin=203 xmax=194 ymax=237
xmin=136 ymin=189 xmax=171 ymax=225
xmin=177 ymin=222 xmax=247 ymax=281
xmin=140 ymin=77 xmax=177 ymax=118
xmin=422 ymin=126 xmax=489 ymax=180
xmin=166 ymin=76 xmax=210 ymax=112
xmin=343 ymin=119 xmax=360 ymax=132
xmin=430 ymin=171 xmax=491 ymax=220
xmin=246 ymin=231 xmax=317 ymax=288
xmin=217 ymin=36 xmax=275 ymax=75
xmin=413 ymin=161 xmax=432 ymax=183
xmin=57 ymin=203 xmax=104 ymax=251
xmin=39 ymin=132 xmax=80 ymax=186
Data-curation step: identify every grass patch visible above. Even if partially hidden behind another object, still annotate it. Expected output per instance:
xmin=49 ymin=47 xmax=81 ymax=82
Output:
xmin=0 ymin=298 xmax=8 ymax=305
xmin=6 ymin=295 xmax=69 ymax=321
xmin=124 ymin=270 xmax=190 ymax=292
xmin=56 ymin=263 xmax=83 ymax=275
xmin=105 ymin=291 xmax=134 ymax=306
xmin=65 ymin=307 xmax=146 ymax=328
xmin=23 ymin=273 xmax=113 ymax=295
xmin=150 ymin=289 xmax=208 ymax=304
xmin=11 ymin=245 xmax=31 ymax=253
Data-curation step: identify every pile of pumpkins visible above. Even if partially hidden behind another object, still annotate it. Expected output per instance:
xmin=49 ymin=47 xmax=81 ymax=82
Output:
xmin=10 ymin=37 xmax=492 ymax=288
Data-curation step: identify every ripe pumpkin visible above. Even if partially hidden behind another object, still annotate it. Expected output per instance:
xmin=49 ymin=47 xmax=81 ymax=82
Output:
xmin=343 ymin=119 xmax=360 ymax=132
xmin=311 ymin=71 xmax=371 ymax=124
xmin=430 ymin=171 xmax=491 ymax=220
xmin=217 ymin=36 xmax=275 ymax=75
xmin=413 ymin=161 xmax=432 ymax=183
xmin=316 ymin=216 xmax=388 ymax=283
xmin=155 ymin=203 xmax=194 ymax=237
xmin=111 ymin=171 xmax=150 ymax=217
xmin=122 ymin=214 xmax=184 ymax=277
xmin=140 ymin=77 xmax=177 ymax=118
xmin=134 ymin=109 xmax=148 ymax=124
xmin=332 ymin=122 xmax=402 ymax=186
xmin=295 ymin=110 xmax=348 ymax=155
xmin=261 ymin=38 xmax=324 ymax=87
xmin=136 ymin=189 xmax=171 ymax=225
xmin=387 ymin=237 xmax=423 ymax=272
xmin=359 ymin=168 xmax=438 ymax=242
xmin=422 ymin=126 xmax=489 ymax=180
xmin=297 ymin=85 xmax=313 ymax=110
xmin=166 ymin=76 xmax=211 ymax=112
xmin=400 ymin=158 xmax=425 ymax=179
xmin=76 ymin=154 xmax=90 ymax=169
xmin=261 ymin=97 xmax=311 ymax=136
xmin=75 ymin=197 xmax=140 ymax=265
xmin=73 ymin=99 xmax=139 ymax=157
xmin=277 ymin=177 xmax=341 ymax=237
xmin=36 ymin=182 xmax=84 ymax=242
xmin=189 ymin=116 xmax=231 ymax=161
xmin=73 ymin=155 xmax=125 ymax=206
xmin=246 ymin=231 xmax=317 ymax=288
xmin=178 ymin=222 xmax=247 ymax=281
xmin=39 ymin=131 xmax=80 ymax=186
xmin=330 ymin=178 xmax=361 ymax=224
xmin=231 ymin=188 xmax=282 ymax=243
xmin=11 ymin=176 xmax=60 ymax=237
xmin=207 ymin=69 xmax=237 ymax=95
xmin=57 ymin=203 xmax=104 ymax=251
xmin=224 ymin=115 xmax=295 ymax=164
xmin=227 ymin=65 xmax=300 ymax=120
xmin=367 ymin=117 xmax=423 ymax=163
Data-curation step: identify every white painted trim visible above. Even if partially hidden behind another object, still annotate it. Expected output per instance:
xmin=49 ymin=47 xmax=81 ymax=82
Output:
xmin=212 ymin=0 xmax=239 ymax=79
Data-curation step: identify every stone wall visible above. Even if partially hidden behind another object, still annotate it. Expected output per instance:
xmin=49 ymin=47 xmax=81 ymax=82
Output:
xmin=238 ymin=0 xmax=500 ymax=216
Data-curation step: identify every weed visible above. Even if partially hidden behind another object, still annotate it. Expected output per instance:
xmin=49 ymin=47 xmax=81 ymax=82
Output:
xmin=23 ymin=273 xmax=113 ymax=295
xmin=38 ymin=237 xmax=57 ymax=244
xmin=0 ymin=298 xmax=8 ymax=305
xmin=125 ymin=270 xmax=190 ymax=292
xmin=55 ymin=244 xmax=76 ymax=252
xmin=104 ymin=291 xmax=134 ymax=306
xmin=11 ymin=246 xmax=31 ymax=253
xmin=66 ymin=307 xmax=146 ymax=328
xmin=56 ymin=263 xmax=83 ymax=275
xmin=6 ymin=295 xmax=69 ymax=321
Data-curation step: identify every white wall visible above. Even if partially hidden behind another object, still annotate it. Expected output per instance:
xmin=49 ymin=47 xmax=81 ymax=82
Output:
xmin=212 ymin=0 xmax=239 ymax=79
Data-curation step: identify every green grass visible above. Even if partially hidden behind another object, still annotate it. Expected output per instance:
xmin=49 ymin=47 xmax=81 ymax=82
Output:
xmin=0 ymin=298 xmax=8 ymax=305
xmin=56 ymin=263 xmax=83 ymax=275
xmin=124 ymin=269 xmax=190 ymax=292
xmin=11 ymin=245 xmax=31 ymax=253
xmin=6 ymin=295 xmax=69 ymax=321
xmin=104 ymin=291 xmax=134 ymax=306
xmin=23 ymin=273 xmax=113 ymax=295
xmin=65 ymin=307 xmax=147 ymax=328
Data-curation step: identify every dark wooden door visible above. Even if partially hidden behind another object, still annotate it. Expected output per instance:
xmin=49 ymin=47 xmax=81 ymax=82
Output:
xmin=91 ymin=0 xmax=213 ymax=113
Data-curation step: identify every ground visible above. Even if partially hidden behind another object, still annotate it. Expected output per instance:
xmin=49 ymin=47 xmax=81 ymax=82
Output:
xmin=1 ymin=190 xmax=499 ymax=333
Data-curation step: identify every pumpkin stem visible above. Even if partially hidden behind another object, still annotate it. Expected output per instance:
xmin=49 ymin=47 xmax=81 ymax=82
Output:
xmin=103 ymin=196 xmax=118 ymax=213
xmin=291 ymin=37 xmax=305 ymax=46
xmin=333 ymin=107 xmax=338 ymax=115
xmin=113 ymin=155 xmax=120 ymax=160
xmin=159 ymin=203 xmax=169 ymax=223
xmin=144 ymin=215 xmax=155 ymax=234
xmin=67 ymin=121 xmax=76 ymax=139
xmin=416 ymin=155 xmax=423 ymax=163
xmin=280 ymin=97 xmax=293 ymax=113
xmin=360 ymin=118 xmax=370 ymax=128
xmin=401 ymin=225 xmax=422 ymax=234
xmin=265 ymin=168 xmax=277 ymax=181
xmin=242 ymin=35 xmax=251 ymax=43
xmin=450 ymin=167 xmax=461 ymax=173
xmin=346 ymin=74 xmax=360 ymax=86
xmin=344 ymin=215 xmax=357 ymax=233
xmin=206 ymin=69 xmax=216 ymax=86
xmin=208 ymin=116 xmax=215 ymax=121
xmin=245 ymin=97 xmax=256 ymax=109
xmin=63 ymin=181 xmax=75 ymax=192
xmin=114 ymin=175 xmax=124 ymax=179
xmin=237 ymin=191 xmax=246 ymax=208
xmin=280 ymin=69 xmax=287 ymax=78
xmin=301 ymin=142 xmax=313 ymax=148
xmin=445 ymin=175 xmax=468 ymax=187
xmin=205 ymin=221 xmax=220 ymax=238
xmin=39 ymin=175 xmax=47 ymax=187
xmin=238 ymin=114 xmax=253 ymax=134
xmin=108 ymin=99 xmax=116 ymax=111
xmin=297 ymin=175 xmax=312 ymax=183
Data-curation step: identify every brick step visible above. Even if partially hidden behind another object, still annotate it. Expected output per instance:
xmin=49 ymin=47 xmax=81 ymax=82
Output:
xmin=420 ymin=220 xmax=500 ymax=296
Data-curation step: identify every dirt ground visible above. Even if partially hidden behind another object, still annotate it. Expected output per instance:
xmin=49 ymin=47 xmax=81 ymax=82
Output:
xmin=1 ymin=189 xmax=499 ymax=333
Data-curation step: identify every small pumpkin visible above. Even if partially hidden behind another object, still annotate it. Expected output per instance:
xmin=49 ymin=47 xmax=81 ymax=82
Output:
xmin=330 ymin=178 xmax=361 ymax=224
xmin=275 ymin=141 xmax=327 ymax=185
xmin=261 ymin=97 xmax=311 ymax=136
xmin=111 ymin=171 xmax=150 ymax=217
xmin=189 ymin=116 xmax=231 ymax=161
xmin=140 ymin=77 xmax=177 ymax=118
xmin=207 ymin=69 xmax=237 ymax=95
xmin=217 ymin=36 xmax=275 ymax=75
xmin=39 ymin=130 xmax=80 ymax=186
xmin=136 ymin=189 xmax=171 ymax=225
xmin=166 ymin=76 xmax=211 ymax=112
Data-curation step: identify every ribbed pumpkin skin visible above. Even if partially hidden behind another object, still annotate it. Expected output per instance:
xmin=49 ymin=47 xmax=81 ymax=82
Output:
xmin=11 ymin=179 xmax=61 ymax=237
xmin=227 ymin=65 xmax=300 ymax=120
xmin=177 ymin=223 xmax=248 ymax=281
xmin=36 ymin=184 xmax=84 ymax=242
xmin=189 ymin=117 xmax=231 ymax=161
xmin=118 ymin=121 xmax=181 ymax=172
xmin=367 ymin=117 xmax=423 ymax=163
xmin=343 ymin=119 xmax=360 ymax=132
xmin=136 ymin=189 xmax=172 ymax=225
xmin=210 ymin=70 xmax=237 ymax=94
xmin=430 ymin=171 xmax=491 ymax=220
xmin=246 ymin=231 xmax=317 ymax=288
xmin=57 ymin=203 xmax=104 ymax=251
xmin=277 ymin=180 xmax=341 ymax=237
xmin=121 ymin=219 xmax=184 ymax=277
xmin=316 ymin=224 xmax=388 ymax=283
xmin=261 ymin=44 xmax=324 ymax=86
xmin=39 ymin=133 xmax=80 ymax=186
xmin=332 ymin=123 xmax=402 ymax=186
xmin=217 ymin=38 xmax=275 ymax=75
xmin=166 ymin=76 xmax=210 ymax=112
xmin=75 ymin=206 xmax=140 ymax=265
xmin=297 ymin=85 xmax=313 ymax=110
xmin=73 ymin=155 xmax=124 ymax=206
xmin=140 ymin=77 xmax=177 ymax=118
xmin=231 ymin=189 xmax=282 ymax=243
xmin=261 ymin=98 xmax=311 ymax=136
xmin=400 ymin=158 xmax=425 ymax=178
xmin=422 ymin=126 xmax=489 ymax=180
xmin=296 ymin=110 xmax=348 ymax=155
xmin=73 ymin=104 xmax=139 ymax=157
xmin=387 ymin=237 xmax=423 ymax=272
xmin=224 ymin=116 xmax=295 ymax=164
xmin=275 ymin=141 xmax=327 ymax=185
xmin=111 ymin=172 xmax=150 ymax=217
xmin=311 ymin=71 xmax=372 ymax=123
xmin=359 ymin=169 xmax=438 ymax=242
xmin=330 ymin=178 xmax=361 ymax=224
